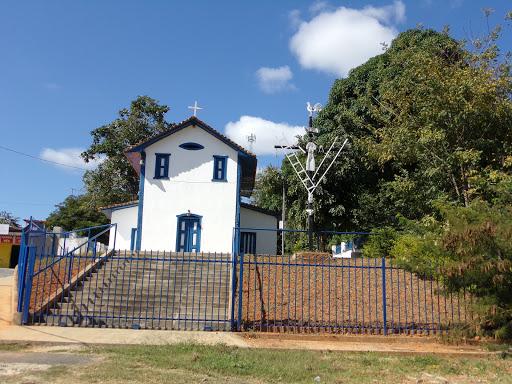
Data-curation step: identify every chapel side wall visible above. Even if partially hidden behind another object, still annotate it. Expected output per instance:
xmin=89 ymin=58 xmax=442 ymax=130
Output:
xmin=109 ymin=206 xmax=138 ymax=250
xmin=140 ymin=126 xmax=238 ymax=252
xmin=240 ymin=208 xmax=278 ymax=255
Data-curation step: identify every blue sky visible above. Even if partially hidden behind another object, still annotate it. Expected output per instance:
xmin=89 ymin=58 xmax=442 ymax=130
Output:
xmin=1 ymin=0 xmax=511 ymax=225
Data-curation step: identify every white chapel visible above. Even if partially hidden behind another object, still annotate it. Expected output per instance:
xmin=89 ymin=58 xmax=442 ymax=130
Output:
xmin=100 ymin=116 xmax=278 ymax=254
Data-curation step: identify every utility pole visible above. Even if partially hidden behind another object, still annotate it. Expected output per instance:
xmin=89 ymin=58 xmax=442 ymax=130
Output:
xmin=305 ymin=103 xmax=321 ymax=251
xmin=281 ymin=178 xmax=286 ymax=256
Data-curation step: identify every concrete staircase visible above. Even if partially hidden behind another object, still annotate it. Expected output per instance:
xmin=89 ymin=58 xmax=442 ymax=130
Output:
xmin=43 ymin=251 xmax=233 ymax=331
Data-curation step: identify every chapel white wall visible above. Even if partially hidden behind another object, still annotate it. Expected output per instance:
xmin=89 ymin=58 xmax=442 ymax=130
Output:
xmin=108 ymin=205 xmax=138 ymax=250
xmin=240 ymin=208 xmax=278 ymax=255
xmin=140 ymin=125 xmax=238 ymax=252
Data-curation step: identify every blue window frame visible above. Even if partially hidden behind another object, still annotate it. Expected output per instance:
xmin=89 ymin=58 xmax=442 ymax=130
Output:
xmin=212 ymin=155 xmax=227 ymax=182
xmin=240 ymin=232 xmax=256 ymax=255
xmin=154 ymin=153 xmax=170 ymax=179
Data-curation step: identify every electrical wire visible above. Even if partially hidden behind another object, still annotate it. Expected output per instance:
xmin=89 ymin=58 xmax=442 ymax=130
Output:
xmin=0 ymin=145 xmax=89 ymax=170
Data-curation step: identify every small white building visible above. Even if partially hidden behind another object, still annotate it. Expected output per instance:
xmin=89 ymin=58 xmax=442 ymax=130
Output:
xmin=101 ymin=116 xmax=278 ymax=254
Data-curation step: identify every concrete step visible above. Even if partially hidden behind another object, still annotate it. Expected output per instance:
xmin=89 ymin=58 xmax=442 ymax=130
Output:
xmin=43 ymin=313 xmax=231 ymax=331
xmin=54 ymin=295 xmax=230 ymax=310
xmin=44 ymin=251 xmax=232 ymax=330
xmin=49 ymin=309 xmax=230 ymax=322
xmin=73 ymin=284 xmax=230 ymax=298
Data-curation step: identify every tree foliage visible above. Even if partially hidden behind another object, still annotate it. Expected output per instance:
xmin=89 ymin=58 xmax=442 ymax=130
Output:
xmin=252 ymin=165 xmax=283 ymax=213
xmin=81 ymin=95 xmax=172 ymax=208
xmin=0 ymin=211 xmax=21 ymax=227
xmin=45 ymin=195 xmax=109 ymax=231
xmin=359 ymin=25 xmax=512 ymax=209
xmin=262 ymin=13 xmax=512 ymax=236
xmin=254 ymin=14 xmax=512 ymax=334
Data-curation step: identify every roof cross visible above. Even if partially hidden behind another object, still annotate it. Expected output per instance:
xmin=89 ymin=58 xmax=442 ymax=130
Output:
xmin=188 ymin=101 xmax=203 ymax=117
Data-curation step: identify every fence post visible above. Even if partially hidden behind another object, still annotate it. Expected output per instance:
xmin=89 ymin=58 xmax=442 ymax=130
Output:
xmin=17 ymin=232 xmax=28 ymax=313
xmin=21 ymin=245 xmax=37 ymax=325
xmin=381 ymin=258 xmax=388 ymax=335
xmin=236 ymin=253 xmax=245 ymax=331
xmin=67 ymin=249 xmax=74 ymax=284
xmin=230 ymin=249 xmax=238 ymax=331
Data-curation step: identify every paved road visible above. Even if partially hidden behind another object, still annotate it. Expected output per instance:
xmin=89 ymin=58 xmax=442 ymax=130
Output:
xmin=0 ymin=269 xmax=14 ymax=279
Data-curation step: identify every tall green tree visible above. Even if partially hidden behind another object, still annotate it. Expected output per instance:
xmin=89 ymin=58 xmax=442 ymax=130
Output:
xmin=256 ymin=14 xmax=512 ymax=240
xmin=359 ymin=23 xmax=512 ymax=209
xmin=266 ymin=29 xmax=461 ymax=234
xmin=81 ymin=96 xmax=172 ymax=208
xmin=252 ymin=165 xmax=283 ymax=213
xmin=45 ymin=195 xmax=110 ymax=241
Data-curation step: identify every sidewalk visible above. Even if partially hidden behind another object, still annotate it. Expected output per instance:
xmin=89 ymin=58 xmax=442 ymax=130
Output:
xmin=0 ymin=273 xmax=490 ymax=356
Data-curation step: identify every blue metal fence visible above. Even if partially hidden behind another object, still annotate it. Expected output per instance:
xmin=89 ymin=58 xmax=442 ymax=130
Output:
xmin=17 ymin=220 xmax=115 ymax=325
xmin=230 ymin=227 xmax=469 ymax=335
xmin=232 ymin=253 xmax=468 ymax=335
xmin=19 ymin=242 xmax=232 ymax=330
xmin=17 ymin=223 xmax=470 ymax=335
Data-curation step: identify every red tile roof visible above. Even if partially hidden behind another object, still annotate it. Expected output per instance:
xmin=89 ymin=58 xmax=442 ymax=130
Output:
xmin=124 ymin=116 xmax=256 ymax=157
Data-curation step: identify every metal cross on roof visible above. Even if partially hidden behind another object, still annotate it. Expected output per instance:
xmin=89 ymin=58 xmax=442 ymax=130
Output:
xmin=188 ymin=101 xmax=203 ymax=117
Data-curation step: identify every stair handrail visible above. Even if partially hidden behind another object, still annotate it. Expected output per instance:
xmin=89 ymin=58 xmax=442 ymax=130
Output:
xmin=31 ymin=223 xmax=116 ymax=278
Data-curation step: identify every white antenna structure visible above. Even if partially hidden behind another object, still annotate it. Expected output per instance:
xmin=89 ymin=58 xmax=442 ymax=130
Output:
xmin=275 ymin=134 xmax=348 ymax=203
xmin=275 ymin=101 xmax=348 ymax=251
xmin=246 ymin=133 xmax=256 ymax=152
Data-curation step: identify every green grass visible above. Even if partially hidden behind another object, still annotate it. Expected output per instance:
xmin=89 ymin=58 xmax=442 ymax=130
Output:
xmin=2 ymin=343 xmax=512 ymax=383
xmin=0 ymin=342 xmax=32 ymax=351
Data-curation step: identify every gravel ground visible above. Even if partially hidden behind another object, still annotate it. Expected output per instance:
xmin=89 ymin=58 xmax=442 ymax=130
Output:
xmin=237 ymin=255 xmax=468 ymax=334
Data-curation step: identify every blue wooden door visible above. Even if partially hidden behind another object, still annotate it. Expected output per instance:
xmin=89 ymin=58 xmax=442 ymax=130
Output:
xmin=176 ymin=216 xmax=201 ymax=252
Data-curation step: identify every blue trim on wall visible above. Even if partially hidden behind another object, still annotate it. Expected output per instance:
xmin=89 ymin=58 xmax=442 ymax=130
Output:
xmin=233 ymin=157 xmax=242 ymax=256
xmin=179 ymin=142 xmax=204 ymax=150
xmin=135 ymin=152 xmax=146 ymax=251
xmin=212 ymin=155 xmax=228 ymax=182
xmin=130 ymin=228 xmax=137 ymax=251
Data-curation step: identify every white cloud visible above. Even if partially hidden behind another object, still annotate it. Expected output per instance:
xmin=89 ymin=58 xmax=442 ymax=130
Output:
xmin=288 ymin=9 xmax=302 ymax=30
xmin=225 ymin=116 xmax=304 ymax=156
xmin=290 ymin=1 xmax=405 ymax=78
xmin=256 ymin=66 xmax=295 ymax=94
xmin=40 ymin=148 xmax=104 ymax=170
xmin=309 ymin=1 xmax=330 ymax=15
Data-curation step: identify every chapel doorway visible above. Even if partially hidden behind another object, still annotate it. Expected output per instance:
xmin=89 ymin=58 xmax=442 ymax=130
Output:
xmin=176 ymin=214 xmax=201 ymax=252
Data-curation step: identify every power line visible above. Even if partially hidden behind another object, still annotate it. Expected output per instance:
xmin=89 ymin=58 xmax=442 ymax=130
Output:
xmin=0 ymin=202 xmax=56 ymax=206
xmin=0 ymin=146 xmax=89 ymax=170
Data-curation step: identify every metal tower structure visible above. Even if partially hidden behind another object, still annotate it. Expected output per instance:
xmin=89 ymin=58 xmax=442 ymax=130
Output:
xmin=276 ymin=102 xmax=348 ymax=251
